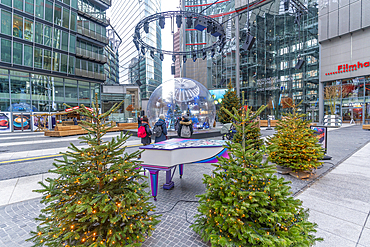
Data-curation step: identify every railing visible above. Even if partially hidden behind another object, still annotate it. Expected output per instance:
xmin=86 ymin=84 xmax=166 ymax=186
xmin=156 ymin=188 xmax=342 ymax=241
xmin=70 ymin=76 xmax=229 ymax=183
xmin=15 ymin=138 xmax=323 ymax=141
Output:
xmin=76 ymin=47 xmax=107 ymax=63
xmin=77 ymin=26 xmax=109 ymax=44
xmin=77 ymin=9 xmax=110 ymax=26
xmin=75 ymin=68 xmax=106 ymax=81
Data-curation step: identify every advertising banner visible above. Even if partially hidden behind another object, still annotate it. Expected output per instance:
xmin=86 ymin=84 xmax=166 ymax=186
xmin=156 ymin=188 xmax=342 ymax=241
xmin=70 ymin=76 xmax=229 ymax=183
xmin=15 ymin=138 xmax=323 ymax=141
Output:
xmin=310 ymin=126 xmax=327 ymax=153
xmin=32 ymin=113 xmax=50 ymax=131
xmin=13 ymin=113 xmax=31 ymax=131
xmin=0 ymin=112 xmax=11 ymax=132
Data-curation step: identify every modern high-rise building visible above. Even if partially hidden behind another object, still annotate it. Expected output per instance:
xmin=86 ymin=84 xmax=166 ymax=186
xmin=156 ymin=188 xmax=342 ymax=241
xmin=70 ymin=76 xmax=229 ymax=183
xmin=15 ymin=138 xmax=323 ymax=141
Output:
xmin=182 ymin=0 xmax=319 ymax=120
xmin=108 ymin=0 xmax=162 ymax=100
xmin=0 ymin=0 xmax=111 ymax=113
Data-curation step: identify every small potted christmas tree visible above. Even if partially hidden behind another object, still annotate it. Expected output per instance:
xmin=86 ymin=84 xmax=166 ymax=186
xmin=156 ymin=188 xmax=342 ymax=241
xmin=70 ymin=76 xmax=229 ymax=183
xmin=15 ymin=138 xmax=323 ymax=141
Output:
xmin=217 ymin=82 xmax=241 ymax=124
xmin=28 ymin=95 xmax=160 ymax=246
xmin=192 ymin=102 xmax=321 ymax=246
xmin=267 ymin=101 xmax=324 ymax=178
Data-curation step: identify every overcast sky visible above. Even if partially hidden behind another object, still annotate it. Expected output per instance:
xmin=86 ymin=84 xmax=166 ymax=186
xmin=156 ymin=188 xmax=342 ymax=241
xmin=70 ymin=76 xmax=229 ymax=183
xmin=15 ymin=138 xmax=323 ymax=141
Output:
xmin=161 ymin=0 xmax=181 ymax=82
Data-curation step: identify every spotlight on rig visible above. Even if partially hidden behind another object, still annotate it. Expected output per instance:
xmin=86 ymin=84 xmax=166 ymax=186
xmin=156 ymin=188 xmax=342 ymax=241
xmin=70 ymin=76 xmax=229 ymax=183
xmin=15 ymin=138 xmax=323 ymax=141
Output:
xmin=211 ymin=49 xmax=215 ymax=58
xmin=202 ymin=50 xmax=207 ymax=60
xmin=211 ymin=25 xmax=224 ymax=37
xmin=159 ymin=53 xmax=164 ymax=61
xmin=159 ymin=16 xmax=165 ymax=29
xmin=242 ymin=34 xmax=256 ymax=51
xmin=284 ymin=0 xmax=290 ymax=11
xmin=141 ymin=46 xmax=146 ymax=55
xmin=150 ymin=50 xmax=155 ymax=59
xmin=143 ymin=21 xmax=149 ymax=34
xmin=176 ymin=15 xmax=182 ymax=29
xmin=186 ymin=16 xmax=193 ymax=28
xmin=172 ymin=54 xmax=176 ymax=62
xmin=183 ymin=55 xmax=187 ymax=63
xmin=171 ymin=63 xmax=175 ymax=75
xmin=192 ymin=52 xmax=197 ymax=62
xmin=194 ymin=17 xmax=207 ymax=31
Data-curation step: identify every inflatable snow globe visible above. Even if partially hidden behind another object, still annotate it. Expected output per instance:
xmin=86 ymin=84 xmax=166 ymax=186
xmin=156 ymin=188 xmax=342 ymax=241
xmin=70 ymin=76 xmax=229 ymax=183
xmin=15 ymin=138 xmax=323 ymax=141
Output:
xmin=146 ymin=78 xmax=216 ymax=130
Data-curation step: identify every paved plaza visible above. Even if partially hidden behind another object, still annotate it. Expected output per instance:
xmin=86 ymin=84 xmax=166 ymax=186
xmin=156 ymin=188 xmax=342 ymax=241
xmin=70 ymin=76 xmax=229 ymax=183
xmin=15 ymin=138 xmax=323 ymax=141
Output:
xmin=0 ymin=125 xmax=369 ymax=246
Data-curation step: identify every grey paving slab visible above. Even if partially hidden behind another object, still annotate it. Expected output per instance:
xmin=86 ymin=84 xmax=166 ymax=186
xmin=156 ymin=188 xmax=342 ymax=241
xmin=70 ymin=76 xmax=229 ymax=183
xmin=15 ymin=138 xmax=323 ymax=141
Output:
xmin=313 ymin=229 xmax=359 ymax=247
xmin=358 ymin=227 xmax=370 ymax=246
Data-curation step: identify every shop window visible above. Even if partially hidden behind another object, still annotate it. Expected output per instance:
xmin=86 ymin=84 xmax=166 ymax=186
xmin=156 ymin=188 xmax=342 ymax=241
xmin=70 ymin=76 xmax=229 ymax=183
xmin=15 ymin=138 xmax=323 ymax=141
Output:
xmin=35 ymin=0 xmax=43 ymax=18
xmin=10 ymin=75 xmax=30 ymax=100
xmin=24 ymin=19 xmax=33 ymax=41
xmin=1 ymin=10 xmax=11 ymax=36
xmin=62 ymin=8 xmax=69 ymax=29
xmin=69 ymin=34 xmax=75 ymax=53
xmin=43 ymin=49 xmax=51 ymax=70
xmin=24 ymin=44 xmax=33 ymax=67
xmin=13 ymin=15 xmax=23 ymax=38
xmin=61 ymin=31 xmax=68 ymax=51
xmin=34 ymin=22 xmax=43 ymax=44
xmin=79 ymin=81 xmax=90 ymax=103
xmin=31 ymin=74 xmax=48 ymax=101
xmin=53 ymin=28 xmax=61 ymax=49
xmin=34 ymin=47 xmax=42 ymax=68
xmin=70 ymin=11 xmax=77 ymax=31
xmin=52 ymin=79 xmax=64 ymax=102
xmin=14 ymin=0 xmax=23 ymax=11
xmin=52 ymin=52 xmax=60 ymax=72
xmin=25 ymin=0 xmax=34 ymax=14
xmin=54 ymin=4 xmax=62 ymax=25
xmin=68 ymin=56 xmax=75 ymax=74
xmin=45 ymin=0 xmax=53 ymax=23
xmin=43 ymin=25 xmax=52 ymax=46
xmin=1 ymin=0 xmax=11 ymax=7
xmin=60 ymin=54 xmax=67 ymax=73
xmin=0 ymin=74 xmax=9 ymax=99
xmin=13 ymin=42 xmax=23 ymax=65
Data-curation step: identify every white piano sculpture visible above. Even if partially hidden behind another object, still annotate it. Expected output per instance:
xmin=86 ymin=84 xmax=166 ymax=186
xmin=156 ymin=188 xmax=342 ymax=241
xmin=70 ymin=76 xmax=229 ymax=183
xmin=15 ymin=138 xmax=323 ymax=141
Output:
xmin=139 ymin=139 xmax=229 ymax=200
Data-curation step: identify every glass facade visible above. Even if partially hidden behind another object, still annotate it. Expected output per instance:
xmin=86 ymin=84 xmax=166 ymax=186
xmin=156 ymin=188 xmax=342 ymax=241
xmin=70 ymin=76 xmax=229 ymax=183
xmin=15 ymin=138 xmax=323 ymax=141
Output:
xmin=324 ymin=76 xmax=370 ymax=124
xmin=0 ymin=0 xmax=112 ymax=120
xmin=184 ymin=0 xmax=319 ymax=120
xmin=0 ymin=68 xmax=100 ymax=112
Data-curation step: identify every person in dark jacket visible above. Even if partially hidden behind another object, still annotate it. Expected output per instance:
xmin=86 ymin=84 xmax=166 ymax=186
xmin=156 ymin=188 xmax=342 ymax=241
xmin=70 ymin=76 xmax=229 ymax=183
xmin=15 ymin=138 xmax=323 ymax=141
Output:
xmin=137 ymin=116 xmax=142 ymax=128
xmin=153 ymin=114 xmax=167 ymax=143
xmin=177 ymin=115 xmax=193 ymax=138
xmin=140 ymin=116 xmax=152 ymax=146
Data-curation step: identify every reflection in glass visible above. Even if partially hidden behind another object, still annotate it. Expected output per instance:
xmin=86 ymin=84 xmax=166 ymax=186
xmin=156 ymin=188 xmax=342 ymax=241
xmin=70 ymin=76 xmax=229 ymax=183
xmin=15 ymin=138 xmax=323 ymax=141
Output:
xmin=1 ymin=10 xmax=12 ymax=35
xmin=0 ymin=74 xmax=9 ymax=98
xmin=45 ymin=0 xmax=53 ymax=23
xmin=54 ymin=4 xmax=62 ymax=25
xmin=68 ymin=56 xmax=75 ymax=74
xmin=24 ymin=44 xmax=33 ymax=67
xmin=53 ymin=28 xmax=61 ymax=49
xmin=25 ymin=0 xmax=34 ymax=14
xmin=13 ymin=15 xmax=23 ymax=38
xmin=52 ymin=52 xmax=60 ymax=72
xmin=14 ymin=0 xmax=23 ymax=10
xmin=63 ymin=8 xmax=69 ymax=29
xmin=43 ymin=50 xmax=51 ymax=70
xmin=13 ymin=42 xmax=23 ymax=65
xmin=60 ymin=54 xmax=68 ymax=73
xmin=35 ymin=22 xmax=43 ymax=44
xmin=44 ymin=25 xmax=52 ymax=46
xmin=24 ymin=19 xmax=34 ymax=41
xmin=34 ymin=47 xmax=43 ymax=68
xmin=35 ymin=0 xmax=44 ymax=18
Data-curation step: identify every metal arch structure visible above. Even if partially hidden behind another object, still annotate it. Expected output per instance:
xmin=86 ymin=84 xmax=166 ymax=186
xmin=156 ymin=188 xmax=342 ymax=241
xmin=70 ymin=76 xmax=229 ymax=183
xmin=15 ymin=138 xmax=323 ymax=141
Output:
xmin=133 ymin=10 xmax=226 ymax=56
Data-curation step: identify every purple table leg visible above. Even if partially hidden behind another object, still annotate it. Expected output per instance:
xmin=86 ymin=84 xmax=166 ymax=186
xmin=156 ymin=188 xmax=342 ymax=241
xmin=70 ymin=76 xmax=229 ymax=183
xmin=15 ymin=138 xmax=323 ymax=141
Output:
xmin=163 ymin=169 xmax=174 ymax=190
xmin=147 ymin=169 xmax=159 ymax=201
xmin=179 ymin=164 xmax=184 ymax=178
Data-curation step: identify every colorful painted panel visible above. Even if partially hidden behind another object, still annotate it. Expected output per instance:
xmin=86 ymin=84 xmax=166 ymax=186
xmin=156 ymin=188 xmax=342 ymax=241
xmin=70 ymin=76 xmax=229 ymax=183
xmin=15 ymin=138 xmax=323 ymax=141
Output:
xmin=0 ymin=112 xmax=11 ymax=132
xmin=12 ymin=113 xmax=31 ymax=131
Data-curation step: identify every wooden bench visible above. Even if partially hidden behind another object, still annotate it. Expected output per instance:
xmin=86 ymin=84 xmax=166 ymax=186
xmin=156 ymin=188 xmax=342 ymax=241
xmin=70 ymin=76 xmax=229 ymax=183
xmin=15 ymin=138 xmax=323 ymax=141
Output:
xmin=45 ymin=125 xmax=124 ymax=137
xmin=363 ymin=125 xmax=370 ymax=130
xmin=117 ymin=123 xmax=138 ymax=130
xmin=259 ymin=120 xmax=278 ymax=127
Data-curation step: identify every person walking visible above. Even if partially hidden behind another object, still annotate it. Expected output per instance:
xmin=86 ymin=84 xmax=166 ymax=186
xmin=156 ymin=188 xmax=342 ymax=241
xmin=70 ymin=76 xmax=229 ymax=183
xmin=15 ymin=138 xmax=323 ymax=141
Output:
xmin=137 ymin=116 xmax=142 ymax=128
xmin=138 ymin=116 xmax=152 ymax=146
xmin=153 ymin=114 xmax=167 ymax=143
xmin=177 ymin=115 xmax=193 ymax=138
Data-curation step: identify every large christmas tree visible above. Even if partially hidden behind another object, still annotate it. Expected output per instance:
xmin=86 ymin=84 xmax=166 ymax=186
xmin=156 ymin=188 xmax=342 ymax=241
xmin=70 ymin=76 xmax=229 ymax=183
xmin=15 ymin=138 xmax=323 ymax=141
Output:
xmin=28 ymin=95 xmax=160 ymax=246
xmin=192 ymin=104 xmax=321 ymax=246
xmin=217 ymin=82 xmax=241 ymax=124
xmin=267 ymin=102 xmax=324 ymax=172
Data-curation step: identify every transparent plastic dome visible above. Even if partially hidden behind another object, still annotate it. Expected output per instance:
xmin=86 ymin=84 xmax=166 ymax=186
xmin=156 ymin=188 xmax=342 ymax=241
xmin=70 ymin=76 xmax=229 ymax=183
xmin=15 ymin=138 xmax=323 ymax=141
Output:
xmin=147 ymin=78 xmax=216 ymax=130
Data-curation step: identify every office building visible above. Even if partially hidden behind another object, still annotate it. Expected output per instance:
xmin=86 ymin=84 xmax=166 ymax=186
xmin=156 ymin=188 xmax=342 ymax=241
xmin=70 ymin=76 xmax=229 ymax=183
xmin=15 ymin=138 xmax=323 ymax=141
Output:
xmin=319 ymin=0 xmax=370 ymax=124
xmin=0 ymin=0 xmax=111 ymax=113
xmin=183 ymin=0 xmax=319 ymax=120
xmin=108 ymin=0 xmax=162 ymax=100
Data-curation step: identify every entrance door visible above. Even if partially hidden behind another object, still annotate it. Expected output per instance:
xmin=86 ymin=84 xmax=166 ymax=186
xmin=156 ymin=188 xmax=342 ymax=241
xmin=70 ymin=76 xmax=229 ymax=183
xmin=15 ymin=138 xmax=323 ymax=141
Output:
xmin=342 ymin=107 xmax=363 ymax=123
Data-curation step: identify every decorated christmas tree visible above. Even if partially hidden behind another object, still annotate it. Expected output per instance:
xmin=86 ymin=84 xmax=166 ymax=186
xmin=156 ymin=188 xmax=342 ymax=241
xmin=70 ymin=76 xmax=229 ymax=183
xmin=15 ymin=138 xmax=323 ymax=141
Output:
xmin=28 ymin=95 xmax=160 ymax=246
xmin=267 ymin=101 xmax=324 ymax=172
xmin=230 ymin=104 xmax=266 ymax=151
xmin=192 ymin=104 xmax=321 ymax=246
xmin=217 ymin=82 xmax=241 ymax=124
